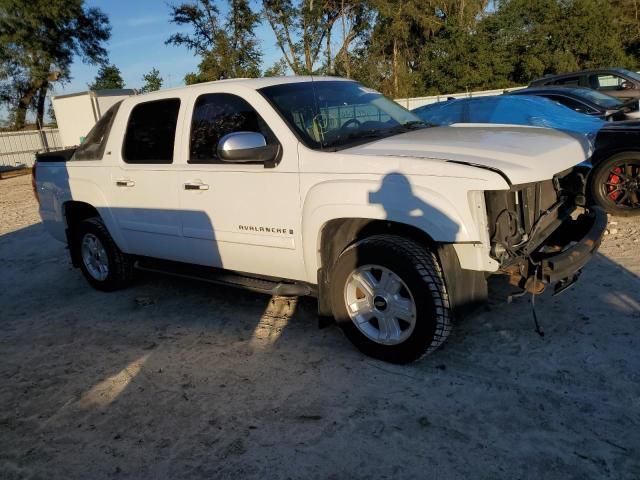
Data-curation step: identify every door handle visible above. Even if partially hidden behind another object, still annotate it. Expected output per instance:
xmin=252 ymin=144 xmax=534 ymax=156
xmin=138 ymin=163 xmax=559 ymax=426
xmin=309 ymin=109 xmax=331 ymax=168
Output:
xmin=183 ymin=182 xmax=209 ymax=191
xmin=116 ymin=179 xmax=135 ymax=187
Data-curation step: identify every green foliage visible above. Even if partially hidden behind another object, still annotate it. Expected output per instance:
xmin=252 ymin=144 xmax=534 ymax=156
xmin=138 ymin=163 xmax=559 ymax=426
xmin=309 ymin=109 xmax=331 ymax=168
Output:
xmin=167 ymin=0 xmax=639 ymax=96
xmin=263 ymin=59 xmax=289 ymax=77
xmin=139 ymin=68 xmax=163 ymax=93
xmin=406 ymin=0 xmax=636 ymax=96
xmin=479 ymin=0 xmax=630 ymax=85
xmin=0 ymin=0 xmax=110 ymax=128
xmin=167 ymin=0 xmax=261 ymax=83
xmin=611 ymin=0 xmax=640 ymax=60
xmin=89 ymin=64 xmax=125 ymax=90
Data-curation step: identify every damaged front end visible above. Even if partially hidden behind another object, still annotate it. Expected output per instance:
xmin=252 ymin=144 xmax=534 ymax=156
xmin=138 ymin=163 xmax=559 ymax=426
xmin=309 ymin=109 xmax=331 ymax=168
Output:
xmin=485 ymin=164 xmax=607 ymax=295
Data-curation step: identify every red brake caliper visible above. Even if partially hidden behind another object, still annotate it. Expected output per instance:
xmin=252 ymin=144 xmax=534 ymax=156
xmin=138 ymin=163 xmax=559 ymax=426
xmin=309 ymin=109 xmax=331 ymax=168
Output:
xmin=607 ymin=167 xmax=623 ymax=201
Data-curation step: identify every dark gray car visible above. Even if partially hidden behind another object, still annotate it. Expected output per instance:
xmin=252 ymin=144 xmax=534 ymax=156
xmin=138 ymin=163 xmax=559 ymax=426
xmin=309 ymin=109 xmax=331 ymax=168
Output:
xmin=529 ymin=68 xmax=640 ymax=101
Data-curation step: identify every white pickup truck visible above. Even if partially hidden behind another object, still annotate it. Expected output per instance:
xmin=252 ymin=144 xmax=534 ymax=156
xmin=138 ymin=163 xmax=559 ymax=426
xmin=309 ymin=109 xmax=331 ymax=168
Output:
xmin=34 ymin=76 xmax=607 ymax=363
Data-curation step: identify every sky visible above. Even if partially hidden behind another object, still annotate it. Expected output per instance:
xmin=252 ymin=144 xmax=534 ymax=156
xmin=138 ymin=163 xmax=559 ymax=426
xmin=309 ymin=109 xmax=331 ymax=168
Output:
xmin=53 ymin=0 xmax=282 ymax=96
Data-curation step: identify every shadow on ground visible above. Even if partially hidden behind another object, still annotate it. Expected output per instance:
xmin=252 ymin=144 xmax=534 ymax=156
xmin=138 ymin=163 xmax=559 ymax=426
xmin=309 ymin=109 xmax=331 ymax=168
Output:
xmin=1 ymin=222 xmax=639 ymax=480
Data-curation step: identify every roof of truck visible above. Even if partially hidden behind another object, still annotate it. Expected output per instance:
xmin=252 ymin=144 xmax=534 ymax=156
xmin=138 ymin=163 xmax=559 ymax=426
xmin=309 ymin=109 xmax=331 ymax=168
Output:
xmin=143 ymin=75 xmax=353 ymax=96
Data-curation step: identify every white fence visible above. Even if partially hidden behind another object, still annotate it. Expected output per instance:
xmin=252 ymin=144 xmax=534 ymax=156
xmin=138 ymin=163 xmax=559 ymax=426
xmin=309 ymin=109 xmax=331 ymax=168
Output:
xmin=0 ymin=128 xmax=63 ymax=169
xmin=395 ymin=86 xmax=526 ymax=110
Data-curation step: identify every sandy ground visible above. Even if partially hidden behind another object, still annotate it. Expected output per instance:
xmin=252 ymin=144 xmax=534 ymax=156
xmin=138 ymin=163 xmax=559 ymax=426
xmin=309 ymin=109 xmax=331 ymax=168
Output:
xmin=1 ymin=174 xmax=639 ymax=480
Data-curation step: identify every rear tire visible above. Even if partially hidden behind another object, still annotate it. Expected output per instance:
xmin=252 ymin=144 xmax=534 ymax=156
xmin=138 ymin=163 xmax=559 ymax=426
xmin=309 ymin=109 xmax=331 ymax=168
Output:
xmin=330 ymin=235 xmax=451 ymax=364
xmin=73 ymin=217 xmax=133 ymax=291
xmin=591 ymin=152 xmax=640 ymax=216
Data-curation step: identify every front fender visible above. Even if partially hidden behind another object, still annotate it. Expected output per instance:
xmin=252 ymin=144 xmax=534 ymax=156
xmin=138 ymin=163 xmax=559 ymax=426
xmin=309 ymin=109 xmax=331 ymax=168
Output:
xmin=301 ymin=176 xmax=475 ymax=281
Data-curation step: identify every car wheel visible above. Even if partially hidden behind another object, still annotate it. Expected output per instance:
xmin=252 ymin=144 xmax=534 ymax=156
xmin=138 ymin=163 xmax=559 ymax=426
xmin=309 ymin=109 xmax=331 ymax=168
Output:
xmin=330 ymin=235 xmax=451 ymax=364
xmin=74 ymin=217 xmax=133 ymax=291
xmin=591 ymin=152 xmax=640 ymax=216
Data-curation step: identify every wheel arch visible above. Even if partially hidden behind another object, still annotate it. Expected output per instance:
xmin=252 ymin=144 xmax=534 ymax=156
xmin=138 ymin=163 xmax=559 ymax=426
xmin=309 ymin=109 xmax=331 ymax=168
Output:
xmin=314 ymin=218 xmax=488 ymax=319
xmin=318 ymin=218 xmax=437 ymax=277
xmin=63 ymin=200 xmax=128 ymax=265
xmin=589 ymin=149 xmax=640 ymax=215
xmin=592 ymin=147 xmax=640 ymax=166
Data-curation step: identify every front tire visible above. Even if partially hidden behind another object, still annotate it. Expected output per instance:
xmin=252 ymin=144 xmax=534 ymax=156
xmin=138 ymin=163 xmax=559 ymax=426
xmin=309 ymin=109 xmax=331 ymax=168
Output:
xmin=73 ymin=217 xmax=133 ymax=291
xmin=330 ymin=235 xmax=451 ymax=364
xmin=591 ymin=152 xmax=640 ymax=216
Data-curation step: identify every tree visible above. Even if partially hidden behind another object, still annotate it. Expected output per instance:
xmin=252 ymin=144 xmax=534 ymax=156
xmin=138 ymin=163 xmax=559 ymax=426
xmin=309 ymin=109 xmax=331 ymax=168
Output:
xmin=418 ymin=1 xmax=509 ymax=95
xmin=167 ymin=0 xmax=261 ymax=83
xmin=227 ymin=0 xmax=262 ymax=76
xmin=611 ymin=0 xmax=640 ymax=61
xmin=139 ymin=67 xmax=163 ymax=93
xmin=481 ymin=0 xmax=630 ymax=84
xmin=88 ymin=64 xmax=125 ymax=90
xmin=0 ymin=0 xmax=110 ymax=129
xmin=262 ymin=0 xmax=370 ymax=75
xmin=263 ymin=59 xmax=289 ymax=77
xmin=333 ymin=0 xmax=373 ymax=78
xmin=355 ymin=0 xmax=444 ymax=98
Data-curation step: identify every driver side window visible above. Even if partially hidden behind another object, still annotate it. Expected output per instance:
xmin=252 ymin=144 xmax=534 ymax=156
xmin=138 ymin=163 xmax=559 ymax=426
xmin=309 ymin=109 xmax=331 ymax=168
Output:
xmin=189 ymin=93 xmax=276 ymax=163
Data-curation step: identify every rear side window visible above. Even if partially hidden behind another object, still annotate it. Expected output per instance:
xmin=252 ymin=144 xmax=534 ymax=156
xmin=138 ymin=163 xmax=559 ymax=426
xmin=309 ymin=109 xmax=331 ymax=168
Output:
xmin=189 ymin=93 xmax=276 ymax=163
xmin=74 ymin=101 xmax=122 ymax=161
xmin=552 ymin=76 xmax=581 ymax=87
xmin=542 ymin=95 xmax=595 ymax=113
xmin=123 ymin=99 xmax=180 ymax=164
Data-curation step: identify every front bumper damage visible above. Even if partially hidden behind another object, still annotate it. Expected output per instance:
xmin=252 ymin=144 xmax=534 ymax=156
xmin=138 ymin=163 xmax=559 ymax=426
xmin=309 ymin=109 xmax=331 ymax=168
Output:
xmin=503 ymin=206 xmax=607 ymax=294
xmin=486 ymin=164 xmax=607 ymax=295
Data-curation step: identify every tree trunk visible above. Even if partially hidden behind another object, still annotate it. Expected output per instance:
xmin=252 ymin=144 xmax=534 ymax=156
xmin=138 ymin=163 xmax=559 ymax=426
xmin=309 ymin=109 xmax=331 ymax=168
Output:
xmin=326 ymin=24 xmax=332 ymax=74
xmin=341 ymin=0 xmax=351 ymax=78
xmin=304 ymin=29 xmax=313 ymax=74
xmin=392 ymin=38 xmax=399 ymax=97
xmin=14 ymin=86 xmax=38 ymax=130
xmin=36 ymin=81 xmax=49 ymax=127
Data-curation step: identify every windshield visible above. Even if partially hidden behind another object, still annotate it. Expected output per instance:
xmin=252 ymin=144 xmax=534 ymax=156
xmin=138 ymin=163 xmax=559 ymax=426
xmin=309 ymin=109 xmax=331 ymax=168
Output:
xmin=575 ymin=89 xmax=623 ymax=109
xmin=259 ymin=80 xmax=426 ymax=150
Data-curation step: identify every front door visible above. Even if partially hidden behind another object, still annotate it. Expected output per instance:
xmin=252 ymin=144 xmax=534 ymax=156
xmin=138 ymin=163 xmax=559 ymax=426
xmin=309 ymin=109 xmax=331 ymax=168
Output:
xmin=589 ymin=72 xmax=639 ymax=101
xmin=178 ymin=92 xmax=305 ymax=281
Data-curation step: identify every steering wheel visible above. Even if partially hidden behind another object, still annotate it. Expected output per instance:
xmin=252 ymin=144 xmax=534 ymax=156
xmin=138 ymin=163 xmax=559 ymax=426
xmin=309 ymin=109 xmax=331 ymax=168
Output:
xmin=341 ymin=118 xmax=362 ymax=130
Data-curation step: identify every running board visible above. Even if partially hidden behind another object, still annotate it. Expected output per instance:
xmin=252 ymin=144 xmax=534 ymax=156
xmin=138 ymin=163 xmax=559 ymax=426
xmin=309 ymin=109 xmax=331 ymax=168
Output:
xmin=135 ymin=257 xmax=314 ymax=297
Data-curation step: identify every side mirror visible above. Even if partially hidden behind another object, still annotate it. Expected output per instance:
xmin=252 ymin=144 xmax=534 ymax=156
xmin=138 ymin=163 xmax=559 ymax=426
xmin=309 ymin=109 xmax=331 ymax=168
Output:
xmin=621 ymin=81 xmax=635 ymax=90
xmin=217 ymin=132 xmax=280 ymax=166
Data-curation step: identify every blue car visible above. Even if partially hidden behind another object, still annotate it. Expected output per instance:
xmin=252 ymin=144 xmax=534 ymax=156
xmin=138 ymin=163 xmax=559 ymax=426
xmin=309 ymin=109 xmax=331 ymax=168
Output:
xmin=412 ymin=96 xmax=640 ymax=215
xmin=412 ymin=95 xmax=605 ymax=136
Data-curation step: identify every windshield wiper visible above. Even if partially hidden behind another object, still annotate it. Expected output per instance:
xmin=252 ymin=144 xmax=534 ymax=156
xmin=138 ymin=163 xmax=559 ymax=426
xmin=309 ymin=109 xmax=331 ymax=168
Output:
xmin=322 ymin=121 xmax=431 ymax=150
xmin=322 ymin=129 xmax=387 ymax=149
xmin=384 ymin=120 xmax=432 ymax=134
xmin=403 ymin=120 xmax=431 ymax=128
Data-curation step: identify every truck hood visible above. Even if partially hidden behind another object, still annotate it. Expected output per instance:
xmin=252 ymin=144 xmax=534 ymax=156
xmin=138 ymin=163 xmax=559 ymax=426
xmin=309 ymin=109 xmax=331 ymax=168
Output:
xmin=344 ymin=124 xmax=593 ymax=185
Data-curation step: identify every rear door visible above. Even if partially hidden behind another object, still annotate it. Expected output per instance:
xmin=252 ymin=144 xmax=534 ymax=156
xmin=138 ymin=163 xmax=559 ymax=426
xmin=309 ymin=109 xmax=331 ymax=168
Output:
xmin=178 ymin=90 xmax=305 ymax=281
xmin=551 ymin=75 xmax=583 ymax=87
xmin=107 ymin=97 xmax=190 ymax=262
